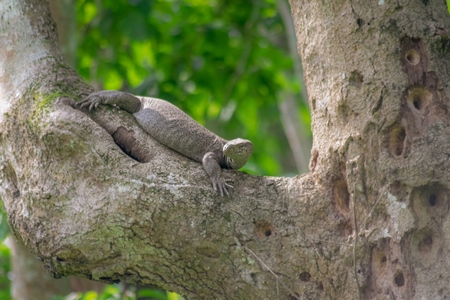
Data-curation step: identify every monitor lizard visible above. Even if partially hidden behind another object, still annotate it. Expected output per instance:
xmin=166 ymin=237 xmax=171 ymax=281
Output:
xmin=77 ymin=91 xmax=253 ymax=196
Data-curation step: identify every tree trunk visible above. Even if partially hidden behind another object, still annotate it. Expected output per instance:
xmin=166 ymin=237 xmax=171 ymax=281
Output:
xmin=5 ymin=1 xmax=105 ymax=298
xmin=10 ymin=238 xmax=104 ymax=299
xmin=0 ymin=0 xmax=449 ymax=300
xmin=290 ymin=0 xmax=450 ymax=298
xmin=10 ymin=239 xmax=72 ymax=300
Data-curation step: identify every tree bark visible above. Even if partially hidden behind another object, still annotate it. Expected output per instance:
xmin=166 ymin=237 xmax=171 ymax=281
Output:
xmin=0 ymin=0 xmax=449 ymax=299
xmin=290 ymin=0 xmax=450 ymax=299
xmin=5 ymin=1 xmax=106 ymax=298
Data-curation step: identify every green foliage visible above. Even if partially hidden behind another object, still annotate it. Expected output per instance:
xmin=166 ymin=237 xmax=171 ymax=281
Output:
xmin=76 ymin=0 xmax=310 ymax=176
xmin=136 ymin=288 xmax=182 ymax=300
xmin=51 ymin=285 xmax=183 ymax=300
xmin=52 ymin=285 xmax=125 ymax=300
xmin=0 ymin=243 xmax=11 ymax=300
xmin=0 ymin=203 xmax=9 ymax=244
xmin=0 ymin=200 xmax=11 ymax=300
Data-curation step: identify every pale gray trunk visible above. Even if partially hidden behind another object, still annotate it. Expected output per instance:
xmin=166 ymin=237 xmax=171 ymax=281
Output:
xmin=290 ymin=0 xmax=450 ymax=298
xmin=5 ymin=1 xmax=105 ymax=298
xmin=10 ymin=239 xmax=71 ymax=300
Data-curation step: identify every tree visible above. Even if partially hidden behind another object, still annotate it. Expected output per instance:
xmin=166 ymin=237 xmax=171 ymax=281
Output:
xmin=0 ymin=0 xmax=449 ymax=299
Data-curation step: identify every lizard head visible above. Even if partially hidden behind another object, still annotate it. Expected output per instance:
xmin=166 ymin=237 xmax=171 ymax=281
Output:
xmin=223 ymin=138 xmax=253 ymax=169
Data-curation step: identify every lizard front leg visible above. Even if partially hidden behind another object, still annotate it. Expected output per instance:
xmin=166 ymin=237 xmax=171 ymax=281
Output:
xmin=77 ymin=91 xmax=142 ymax=114
xmin=202 ymin=152 xmax=233 ymax=196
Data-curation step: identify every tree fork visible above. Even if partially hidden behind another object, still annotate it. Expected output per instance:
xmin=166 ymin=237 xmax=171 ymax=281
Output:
xmin=1 ymin=0 xmax=449 ymax=299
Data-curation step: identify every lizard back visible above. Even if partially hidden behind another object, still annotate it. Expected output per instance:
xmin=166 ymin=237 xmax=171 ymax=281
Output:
xmin=133 ymin=97 xmax=227 ymax=163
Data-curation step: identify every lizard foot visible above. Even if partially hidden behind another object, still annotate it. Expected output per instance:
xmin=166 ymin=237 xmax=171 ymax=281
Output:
xmin=212 ymin=178 xmax=233 ymax=197
xmin=76 ymin=93 xmax=104 ymax=111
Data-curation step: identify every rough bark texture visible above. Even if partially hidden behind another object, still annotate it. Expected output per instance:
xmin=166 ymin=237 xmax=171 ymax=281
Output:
xmin=290 ymin=0 xmax=450 ymax=299
xmin=6 ymin=1 xmax=106 ymax=298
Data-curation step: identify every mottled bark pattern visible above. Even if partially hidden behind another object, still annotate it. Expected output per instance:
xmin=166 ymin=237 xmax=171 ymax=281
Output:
xmin=290 ymin=0 xmax=450 ymax=298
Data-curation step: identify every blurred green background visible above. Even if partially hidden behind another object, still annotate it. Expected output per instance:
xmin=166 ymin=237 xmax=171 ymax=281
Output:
xmin=76 ymin=0 xmax=311 ymax=177
xmin=0 ymin=0 xmax=311 ymax=299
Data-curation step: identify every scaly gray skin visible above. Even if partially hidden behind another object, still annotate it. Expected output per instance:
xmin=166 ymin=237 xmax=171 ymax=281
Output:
xmin=77 ymin=90 xmax=253 ymax=196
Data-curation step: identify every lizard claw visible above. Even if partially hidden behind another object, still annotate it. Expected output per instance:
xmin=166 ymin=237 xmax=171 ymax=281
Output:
xmin=212 ymin=178 xmax=233 ymax=196
xmin=77 ymin=94 xmax=103 ymax=111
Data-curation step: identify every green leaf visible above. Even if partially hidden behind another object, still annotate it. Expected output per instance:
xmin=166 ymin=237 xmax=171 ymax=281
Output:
xmin=0 ymin=203 xmax=9 ymax=243
xmin=138 ymin=288 xmax=168 ymax=300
